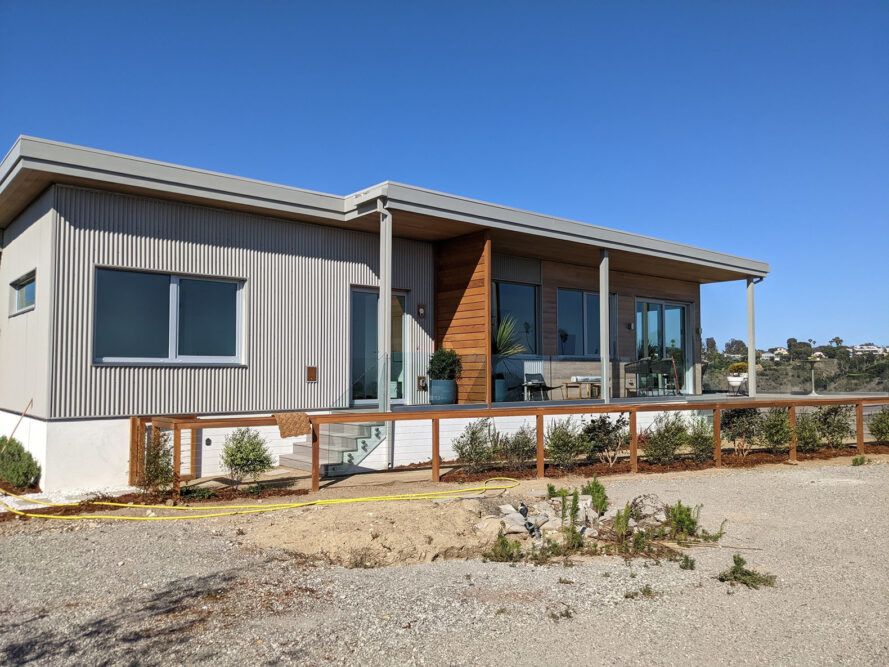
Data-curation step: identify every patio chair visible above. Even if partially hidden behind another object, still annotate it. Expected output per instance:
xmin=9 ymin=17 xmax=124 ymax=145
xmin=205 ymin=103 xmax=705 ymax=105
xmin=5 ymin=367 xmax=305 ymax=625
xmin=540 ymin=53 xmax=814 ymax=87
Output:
xmin=523 ymin=373 xmax=562 ymax=401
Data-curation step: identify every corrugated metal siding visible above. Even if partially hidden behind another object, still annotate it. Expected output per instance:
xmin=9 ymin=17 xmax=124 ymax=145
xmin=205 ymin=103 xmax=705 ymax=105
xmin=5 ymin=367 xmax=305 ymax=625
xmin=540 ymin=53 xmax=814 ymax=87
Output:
xmin=50 ymin=185 xmax=434 ymax=419
xmin=493 ymin=253 xmax=541 ymax=284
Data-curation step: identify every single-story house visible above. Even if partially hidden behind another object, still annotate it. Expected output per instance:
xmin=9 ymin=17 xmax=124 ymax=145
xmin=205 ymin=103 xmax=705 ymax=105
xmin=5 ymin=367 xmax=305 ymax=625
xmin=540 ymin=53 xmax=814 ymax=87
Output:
xmin=0 ymin=137 xmax=769 ymax=492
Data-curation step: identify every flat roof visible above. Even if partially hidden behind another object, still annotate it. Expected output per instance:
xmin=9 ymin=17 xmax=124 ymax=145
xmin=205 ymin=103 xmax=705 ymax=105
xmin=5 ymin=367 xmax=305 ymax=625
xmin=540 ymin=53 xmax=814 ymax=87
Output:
xmin=0 ymin=136 xmax=769 ymax=281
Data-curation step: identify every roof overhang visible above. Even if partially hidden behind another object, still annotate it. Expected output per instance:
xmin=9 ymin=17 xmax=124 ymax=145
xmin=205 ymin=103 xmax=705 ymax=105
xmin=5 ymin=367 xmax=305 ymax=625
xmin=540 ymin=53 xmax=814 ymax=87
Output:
xmin=0 ymin=136 xmax=769 ymax=283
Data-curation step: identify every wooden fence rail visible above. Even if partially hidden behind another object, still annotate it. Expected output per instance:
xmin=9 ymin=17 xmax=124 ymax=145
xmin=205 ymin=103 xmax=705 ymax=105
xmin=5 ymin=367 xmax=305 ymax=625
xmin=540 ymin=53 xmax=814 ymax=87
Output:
xmin=134 ymin=396 xmax=889 ymax=493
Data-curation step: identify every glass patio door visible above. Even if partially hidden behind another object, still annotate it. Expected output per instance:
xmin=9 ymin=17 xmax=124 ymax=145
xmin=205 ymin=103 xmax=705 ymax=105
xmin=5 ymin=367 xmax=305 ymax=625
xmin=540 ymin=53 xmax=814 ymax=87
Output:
xmin=350 ymin=289 xmax=406 ymax=404
xmin=635 ymin=300 xmax=691 ymax=393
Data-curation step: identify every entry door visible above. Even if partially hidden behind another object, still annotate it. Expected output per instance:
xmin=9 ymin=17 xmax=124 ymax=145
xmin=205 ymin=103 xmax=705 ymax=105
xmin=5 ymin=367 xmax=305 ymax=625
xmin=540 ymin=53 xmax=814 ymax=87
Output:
xmin=635 ymin=300 xmax=691 ymax=392
xmin=350 ymin=290 xmax=406 ymax=404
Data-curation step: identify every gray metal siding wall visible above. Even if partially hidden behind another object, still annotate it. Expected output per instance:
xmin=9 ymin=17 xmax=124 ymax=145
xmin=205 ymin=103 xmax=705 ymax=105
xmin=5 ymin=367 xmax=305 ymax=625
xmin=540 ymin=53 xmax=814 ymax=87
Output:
xmin=51 ymin=185 xmax=434 ymax=419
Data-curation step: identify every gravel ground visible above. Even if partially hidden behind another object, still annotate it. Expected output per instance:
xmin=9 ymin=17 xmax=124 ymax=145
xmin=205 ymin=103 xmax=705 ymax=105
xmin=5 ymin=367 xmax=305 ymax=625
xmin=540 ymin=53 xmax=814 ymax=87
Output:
xmin=2 ymin=458 xmax=888 ymax=666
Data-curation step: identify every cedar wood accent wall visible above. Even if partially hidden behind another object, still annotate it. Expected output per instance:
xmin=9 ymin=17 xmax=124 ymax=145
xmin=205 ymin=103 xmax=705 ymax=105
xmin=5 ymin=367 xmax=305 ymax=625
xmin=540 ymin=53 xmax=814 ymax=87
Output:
xmin=434 ymin=231 xmax=492 ymax=404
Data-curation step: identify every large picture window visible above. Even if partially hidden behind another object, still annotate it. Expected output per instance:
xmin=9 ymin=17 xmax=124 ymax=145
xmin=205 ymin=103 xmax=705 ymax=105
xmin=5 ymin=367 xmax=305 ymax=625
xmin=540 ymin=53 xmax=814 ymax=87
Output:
xmin=94 ymin=268 xmax=242 ymax=364
xmin=556 ymin=288 xmax=617 ymax=357
xmin=494 ymin=281 xmax=538 ymax=354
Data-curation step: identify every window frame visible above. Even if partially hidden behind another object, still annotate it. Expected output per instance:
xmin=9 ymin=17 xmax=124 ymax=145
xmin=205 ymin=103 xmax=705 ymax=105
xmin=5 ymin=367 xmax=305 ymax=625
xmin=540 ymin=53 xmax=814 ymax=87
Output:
xmin=556 ymin=287 xmax=618 ymax=359
xmin=493 ymin=280 xmax=540 ymax=356
xmin=92 ymin=268 xmax=244 ymax=367
xmin=10 ymin=271 xmax=36 ymax=317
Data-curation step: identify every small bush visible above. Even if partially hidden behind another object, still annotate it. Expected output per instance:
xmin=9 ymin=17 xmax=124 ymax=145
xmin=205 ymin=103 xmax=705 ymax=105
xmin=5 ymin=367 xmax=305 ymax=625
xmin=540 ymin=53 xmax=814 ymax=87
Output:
xmin=722 ymin=408 xmax=764 ymax=457
xmin=545 ymin=418 xmax=586 ymax=469
xmin=221 ymin=428 xmax=274 ymax=483
xmin=581 ymin=477 xmax=609 ymax=516
xmin=498 ymin=424 xmax=536 ymax=469
xmin=484 ymin=530 xmax=523 ymax=563
xmin=644 ymin=414 xmax=688 ymax=465
xmin=686 ymin=417 xmax=713 ymax=463
xmin=762 ymin=408 xmax=792 ymax=453
xmin=869 ymin=407 xmax=889 ymax=443
xmin=815 ymin=405 xmax=854 ymax=449
xmin=794 ymin=412 xmax=821 ymax=451
xmin=665 ymin=501 xmax=699 ymax=540
xmin=0 ymin=436 xmax=41 ymax=489
xmin=727 ymin=361 xmax=748 ymax=375
xmin=717 ymin=554 xmax=776 ymax=589
xmin=679 ymin=555 xmax=696 ymax=570
xmin=427 ymin=348 xmax=462 ymax=381
xmin=139 ymin=427 xmax=174 ymax=494
xmin=851 ymin=455 xmax=869 ymax=467
xmin=453 ymin=419 xmax=495 ymax=471
xmin=546 ymin=483 xmax=557 ymax=499
xmin=582 ymin=414 xmax=629 ymax=467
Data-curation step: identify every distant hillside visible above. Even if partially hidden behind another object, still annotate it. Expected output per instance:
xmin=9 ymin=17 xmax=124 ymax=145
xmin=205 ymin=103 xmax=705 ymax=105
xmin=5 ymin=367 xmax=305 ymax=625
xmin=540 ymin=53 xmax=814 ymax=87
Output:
xmin=702 ymin=356 xmax=889 ymax=394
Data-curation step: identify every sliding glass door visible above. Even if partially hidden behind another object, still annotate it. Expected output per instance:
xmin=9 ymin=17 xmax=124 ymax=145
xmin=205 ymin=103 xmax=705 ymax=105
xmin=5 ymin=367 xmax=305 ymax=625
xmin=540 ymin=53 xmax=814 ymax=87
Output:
xmin=350 ymin=289 xmax=406 ymax=404
xmin=635 ymin=299 xmax=692 ymax=393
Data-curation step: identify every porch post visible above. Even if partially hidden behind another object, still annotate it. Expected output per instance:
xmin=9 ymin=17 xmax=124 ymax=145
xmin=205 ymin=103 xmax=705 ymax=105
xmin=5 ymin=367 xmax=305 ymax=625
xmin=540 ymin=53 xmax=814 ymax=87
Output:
xmin=599 ymin=249 xmax=610 ymax=403
xmin=378 ymin=200 xmax=394 ymax=465
xmin=746 ymin=277 xmax=757 ymax=397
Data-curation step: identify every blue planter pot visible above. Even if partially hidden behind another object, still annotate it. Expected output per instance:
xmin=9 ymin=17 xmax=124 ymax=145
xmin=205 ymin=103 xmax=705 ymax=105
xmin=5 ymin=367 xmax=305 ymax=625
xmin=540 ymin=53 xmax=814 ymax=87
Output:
xmin=429 ymin=379 xmax=457 ymax=405
xmin=494 ymin=378 xmax=508 ymax=402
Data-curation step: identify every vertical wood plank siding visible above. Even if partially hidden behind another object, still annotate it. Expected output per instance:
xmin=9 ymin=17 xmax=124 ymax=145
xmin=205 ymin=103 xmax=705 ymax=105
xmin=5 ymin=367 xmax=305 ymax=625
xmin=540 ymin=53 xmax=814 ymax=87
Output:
xmin=434 ymin=232 xmax=491 ymax=404
xmin=50 ymin=186 xmax=433 ymax=419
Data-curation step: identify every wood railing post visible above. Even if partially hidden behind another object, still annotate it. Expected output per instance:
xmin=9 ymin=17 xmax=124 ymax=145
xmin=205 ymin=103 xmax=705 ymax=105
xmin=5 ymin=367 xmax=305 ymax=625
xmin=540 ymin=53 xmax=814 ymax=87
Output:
xmin=856 ymin=402 xmax=865 ymax=454
xmin=713 ymin=406 xmax=722 ymax=467
xmin=788 ymin=406 xmax=798 ymax=462
xmin=172 ymin=424 xmax=182 ymax=498
xmin=536 ymin=413 xmax=545 ymax=478
xmin=311 ymin=420 xmax=321 ymax=493
xmin=629 ymin=410 xmax=638 ymax=473
xmin=431 ymin=418 xmax=440 ymax=482
xmin=190 ymin=427 xmax=200 ymax=480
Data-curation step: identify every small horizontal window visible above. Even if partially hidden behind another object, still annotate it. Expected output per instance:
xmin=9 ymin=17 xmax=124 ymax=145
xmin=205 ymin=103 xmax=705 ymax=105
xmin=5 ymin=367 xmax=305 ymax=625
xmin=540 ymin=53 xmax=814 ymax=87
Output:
xmin=10 ymin=272 xmax=36 ymax=315
xmin=94 ymin=268 xmax=242 ymax=365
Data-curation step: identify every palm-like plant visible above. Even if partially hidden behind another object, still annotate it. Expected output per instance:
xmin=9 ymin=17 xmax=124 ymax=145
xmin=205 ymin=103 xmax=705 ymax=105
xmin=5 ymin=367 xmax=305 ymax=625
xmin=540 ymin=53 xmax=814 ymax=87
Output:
xmin=493 ymin=315 xmax=527 ymax=358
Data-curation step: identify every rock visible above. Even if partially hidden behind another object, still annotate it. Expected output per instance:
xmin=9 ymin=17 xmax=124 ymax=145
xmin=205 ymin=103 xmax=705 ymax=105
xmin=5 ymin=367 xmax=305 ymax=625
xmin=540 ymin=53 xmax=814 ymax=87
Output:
xmin=628 ymin=518 xmax=637 ymax=528
xmin=578 ymin=495 xmax=593 ymax=510
xmin=498 ymin=504 xmax=516 ymax=515
xmin=501 ymin=512 xmax=526 ymax=527
xmin=474 ymin=518 xmax=504 ymax=539
xmin=541 ymin=518 xmax=564 ymax=532
xmin=459 ymin=499 xmax=483 ymax=517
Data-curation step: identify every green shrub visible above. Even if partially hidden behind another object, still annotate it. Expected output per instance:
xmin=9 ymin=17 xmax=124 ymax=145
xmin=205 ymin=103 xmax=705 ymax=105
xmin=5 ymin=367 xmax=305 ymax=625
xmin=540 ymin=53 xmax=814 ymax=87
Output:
xmin=644 ymin=413 xmax=688 ymax=465
xmin=483 ymin=530 xmax=523 ymax=562
xmin=815 ymin=405 xmax=854 ymax=449
xmin=686 ymin=417 xmax=713 ymax=463
xmin=453 ymin=419 xmax=495 ymax=471
xmin=582 ymin=414 xmax=629 ymax=467
xmin=727 ymin=361 xmax=748 ymax=375
xmin=869 ymin=407 xmax=889 ymax=443
xmin=139 ymin=427 xmax=174 ymax=493
xmin=428 ymin=348 xmax=462 ymax=380
xmin=679 ymin=555 xmax=696 ymax=570
xmin=0 ymin=436 xmax=41 ymax=489
xmin=581 ymin=477 xmax=609 ymax=516
xmin=762 ymin=408 xmax=793 ymax=453
xmin=794 ymin=412 xmax=821 ymax=452
xmin=546 ymin=483 xmax=557 ymax=499
xmin=221 ymin=428 xmax=274 ymax=483
xmin=851 ymin=455 xmax=869 ymax=467
xmin=498 ymin=424 xmax=536 ymax=468
xmin=545 ymin=418 xmax=586 ymax=469
xmin=665 ymin=501 xmax=700 ymax=540
xmin=718 ymin=554 xmax=776 ymax=589
xmin=722 ymin=408 xmax=764 ymax=457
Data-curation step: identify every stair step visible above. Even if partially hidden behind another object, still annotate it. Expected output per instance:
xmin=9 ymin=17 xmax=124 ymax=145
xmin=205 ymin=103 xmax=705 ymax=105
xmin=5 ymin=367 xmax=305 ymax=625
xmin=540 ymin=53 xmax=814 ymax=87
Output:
xmin=326 ymin=423 xmax=375 ymax=437
xmin=279 ymin=449 xmax=343 ymax=467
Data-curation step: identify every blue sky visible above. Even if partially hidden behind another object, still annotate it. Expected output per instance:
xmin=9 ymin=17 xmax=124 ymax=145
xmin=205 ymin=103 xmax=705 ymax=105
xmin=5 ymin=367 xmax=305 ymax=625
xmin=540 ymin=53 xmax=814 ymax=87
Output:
xmin=1 ymin=1 xmax=887 ymax=349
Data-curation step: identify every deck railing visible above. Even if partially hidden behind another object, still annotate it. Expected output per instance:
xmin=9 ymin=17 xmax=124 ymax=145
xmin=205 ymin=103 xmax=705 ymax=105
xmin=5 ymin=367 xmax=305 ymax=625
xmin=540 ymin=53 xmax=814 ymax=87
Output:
xmin=133 ymin=396 xmax=889 ymax=494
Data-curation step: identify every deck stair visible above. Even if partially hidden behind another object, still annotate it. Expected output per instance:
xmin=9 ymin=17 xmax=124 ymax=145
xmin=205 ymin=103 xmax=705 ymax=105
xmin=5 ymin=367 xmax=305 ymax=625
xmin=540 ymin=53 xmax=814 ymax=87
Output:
xmin=278 ymin=421 xmax=386 ymax=476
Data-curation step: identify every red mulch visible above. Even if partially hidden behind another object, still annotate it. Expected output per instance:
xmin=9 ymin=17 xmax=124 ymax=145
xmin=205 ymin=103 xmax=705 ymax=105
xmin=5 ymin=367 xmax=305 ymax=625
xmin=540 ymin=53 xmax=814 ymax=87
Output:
xmin=442 ymin=444 xmax=889 ymax=483
xmin=0 ymin=483 xmax=309 ymax=523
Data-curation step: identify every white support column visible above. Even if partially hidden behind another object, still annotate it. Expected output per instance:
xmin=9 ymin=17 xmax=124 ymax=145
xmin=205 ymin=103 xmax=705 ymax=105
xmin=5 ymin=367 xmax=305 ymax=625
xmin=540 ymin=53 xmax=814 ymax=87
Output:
xmin=746 ymin=277 xmax=757 ymax=397
xmin=599 ymin=249 xmax=610 ymax=403
xmin=378 ymin=201 xmax=393 ymax=415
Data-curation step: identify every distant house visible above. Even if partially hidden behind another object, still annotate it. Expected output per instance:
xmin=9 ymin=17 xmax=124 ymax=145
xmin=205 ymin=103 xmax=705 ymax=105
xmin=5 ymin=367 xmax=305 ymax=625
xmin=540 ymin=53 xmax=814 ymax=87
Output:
xmin=772 ymin=347 xmax=790 ymax=357
xmin=759 ymin=351 xmax=776 ymax=362
xmin=810 ymin=351 xmax=827 ymax=360
xmin=851 ymin=344 xmax=887 ymax=357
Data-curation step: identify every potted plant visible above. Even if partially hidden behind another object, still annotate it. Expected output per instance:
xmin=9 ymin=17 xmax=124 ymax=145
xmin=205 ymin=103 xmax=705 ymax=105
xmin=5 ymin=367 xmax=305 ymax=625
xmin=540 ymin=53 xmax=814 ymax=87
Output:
xmin=492 ymin=315 xmax=526 ymax=402
xmin=726 ymin=361 xmax=748 ymax=394
xmin=428 ymin=348 xmax=462 ymax=405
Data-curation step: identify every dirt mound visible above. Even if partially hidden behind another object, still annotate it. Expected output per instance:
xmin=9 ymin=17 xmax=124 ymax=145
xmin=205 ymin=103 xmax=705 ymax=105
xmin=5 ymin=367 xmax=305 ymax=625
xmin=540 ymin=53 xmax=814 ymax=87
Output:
xmin=248 ymin=497 xmax=502 ymax=566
